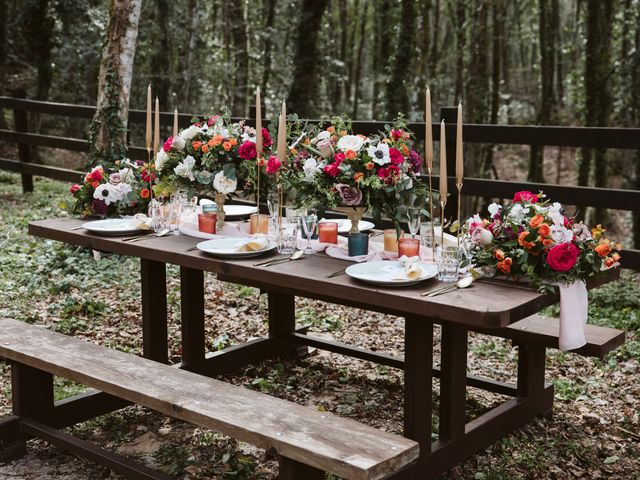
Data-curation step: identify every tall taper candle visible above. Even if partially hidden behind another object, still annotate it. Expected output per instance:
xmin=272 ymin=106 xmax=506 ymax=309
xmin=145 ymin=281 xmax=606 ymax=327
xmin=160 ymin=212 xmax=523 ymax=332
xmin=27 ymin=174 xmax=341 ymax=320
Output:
xmin=277 ymin=101 xmax=286 ymax=163
xmin=425 ymin=87 xmax=433 ymax=171
xmin=153 ymin=97 xmax=160 ymax=155
xmin=439 ymin=119 xmax=447 ymax=201
xmin=256 ymin=87 xmax=263 ymax=158
xmin=173 ymin=108 xmax=178 ymax=137
xmin=146 ymin=84 xmax=152 ymax=151
xmin=456 ymin=101 xmax=463 ymax=183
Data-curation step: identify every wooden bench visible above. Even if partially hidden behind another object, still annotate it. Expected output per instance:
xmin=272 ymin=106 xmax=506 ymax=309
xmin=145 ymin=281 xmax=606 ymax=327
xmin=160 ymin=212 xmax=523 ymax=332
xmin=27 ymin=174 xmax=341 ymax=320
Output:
xmin=501 ymin=314 xmax=625 ymax=359
xmin=0 ymin=319 xmax=418 ymax=480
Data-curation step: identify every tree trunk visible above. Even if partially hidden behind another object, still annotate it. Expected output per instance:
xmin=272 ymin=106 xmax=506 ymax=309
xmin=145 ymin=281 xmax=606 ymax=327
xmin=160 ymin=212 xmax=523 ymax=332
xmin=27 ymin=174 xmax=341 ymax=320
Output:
xmin=528 ymin=0 xmax=557 ymax=183
xmin=429 ymin=0 xmax=440 ymax=79
xmin=230 ymin=0 xmax=248 ymax=117
xmin=181 ymin=0 xmax=198 ymax=108
xmin=150 ymin=0 xmax=172 ymax=108
xmin=261 ymin=0 xmax=277 ymax=94
xmin=579 ymin=0 xmax=614 ymax=225
xmin=454 ymin=0 xmax=466 ymax=102
xmin=0 ymin=0 xmax=7 ymax=129
xmin=631 ymin=5 xmax=640 ymax=248
xmin=386 ymin=0 xmax=417 ymax=117
xmin=287 ymin=0 xmax=330 ymax=117
xmin=89 ymin=0 xmax=142 ymax=167
xmin=20 ymin=0 xmax=54 ymax=100
xmin=372 ymin=0 xmax=393 ymax=118
xmin=352 ymin=0 xmax=369 ymax=119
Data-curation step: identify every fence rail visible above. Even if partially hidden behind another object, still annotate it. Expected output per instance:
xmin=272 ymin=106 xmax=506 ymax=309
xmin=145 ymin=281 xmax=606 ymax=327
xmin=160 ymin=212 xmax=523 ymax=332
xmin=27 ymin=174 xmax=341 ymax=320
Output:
xmin=1 ymin=96 xmax=638 ymax=269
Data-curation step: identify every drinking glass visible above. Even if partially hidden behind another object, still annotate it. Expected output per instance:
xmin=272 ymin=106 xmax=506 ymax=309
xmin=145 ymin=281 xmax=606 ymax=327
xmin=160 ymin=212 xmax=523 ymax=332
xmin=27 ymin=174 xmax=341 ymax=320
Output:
xmin=267 ymin=191 xmax=281 ymax=219
xmin=420 ymin=221 xmax=440 ymax=249
xmin=167 ymin=200 xmax=183 ymax=234
xmin=276 ymin=222 xmax=298 ymax=254
xmin=383 ymin=228 xmax=404 ymax=252
xmin=398 ymin=238 xmax=420 ymax=257
xmin=318 ymin=221 xmax=338 ymax=244
xmin=301 ymin=214 xmax=318 ymax=255
xmin=436 ymin=246 xmax=462 ymax=283
xmin=407 ymin=207 xmax=422 ymax=239
xmin=150 ymin=199 xmax=167 ymax=232
xmin=348 ymin=233 xmax=369 ymax=256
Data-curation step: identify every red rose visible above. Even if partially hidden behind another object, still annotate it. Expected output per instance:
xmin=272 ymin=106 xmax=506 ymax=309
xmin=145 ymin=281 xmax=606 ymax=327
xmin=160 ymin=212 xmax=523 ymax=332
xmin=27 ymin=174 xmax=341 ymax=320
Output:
xmin=333 ymin=152 xmax=346 ymax=163
xmin=390 ymin=129 xmax=403 ymax=141
xmin=389 ymin=147 xmax=404 ymax=165
xmin=238 ymin=141 xmax=257 ymax=160
xmin=70 ymin=184 xmax=80 ymax=194
xmin=163 ymin=136 xmax=173 ymax=152
xmin=324 ymin=161 xmax=341 ymax=177
xmin=265 ymin=155 xmax=281 ymax=174
xmin=513 ymin=190 xmax=539 ymax=203
xmin=546 ymin=242 xmax=580 ymax=272
xmin=262 ymin=128 xmax=273 ymax=147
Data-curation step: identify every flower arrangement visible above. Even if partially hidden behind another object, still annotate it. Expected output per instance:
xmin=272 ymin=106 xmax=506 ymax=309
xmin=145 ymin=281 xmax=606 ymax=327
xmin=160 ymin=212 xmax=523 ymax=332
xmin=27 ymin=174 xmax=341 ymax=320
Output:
xmin=467 ymin=190 xmax=622 ymax=291
xmin=283 ymin=115 xmax=426 ymax=223
xmin=67 ymin=160 xmax=152 ymax=217
xmin=153 ymin=111 xmax=259 ymax=199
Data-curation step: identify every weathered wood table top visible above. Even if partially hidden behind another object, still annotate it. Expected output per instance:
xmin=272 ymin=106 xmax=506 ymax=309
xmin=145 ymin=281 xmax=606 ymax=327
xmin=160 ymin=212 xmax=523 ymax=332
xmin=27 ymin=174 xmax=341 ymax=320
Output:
xmin=29 ymin=217 xmax=568 ymax=329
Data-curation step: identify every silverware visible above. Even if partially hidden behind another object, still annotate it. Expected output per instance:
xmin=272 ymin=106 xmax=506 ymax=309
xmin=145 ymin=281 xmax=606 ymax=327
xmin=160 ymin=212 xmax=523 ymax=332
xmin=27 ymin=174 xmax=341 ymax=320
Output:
xmin=186 ymin=246 xmax=199 ymax=252
xmin=122 ymin=229 xmax=169 ymax=243
xmin=254 ymin=250 xmax=304 ymax=267
xmin=70 ymin=226 xmax=85 ymax=231
xmin=421 ymin=276 xmax=474 ymax=297
xmin=326 ymin=268 xmax=346 ymax=278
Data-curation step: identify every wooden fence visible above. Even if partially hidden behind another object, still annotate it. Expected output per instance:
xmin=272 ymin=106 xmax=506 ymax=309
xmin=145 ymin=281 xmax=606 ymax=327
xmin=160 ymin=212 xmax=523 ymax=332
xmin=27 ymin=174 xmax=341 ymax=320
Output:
xmin=1 ymin=96 xmax=639 ymax=269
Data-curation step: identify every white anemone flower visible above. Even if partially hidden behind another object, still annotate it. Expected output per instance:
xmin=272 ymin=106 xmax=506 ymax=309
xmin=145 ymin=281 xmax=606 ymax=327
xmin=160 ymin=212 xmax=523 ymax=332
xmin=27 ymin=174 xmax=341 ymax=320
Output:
xmin=93 ymin=183 xmax=121 ymax=206
xmin=241 ymin=126 xmax=257 ymax=143
xmin=367 ymin=142 xmax=391 ymax=165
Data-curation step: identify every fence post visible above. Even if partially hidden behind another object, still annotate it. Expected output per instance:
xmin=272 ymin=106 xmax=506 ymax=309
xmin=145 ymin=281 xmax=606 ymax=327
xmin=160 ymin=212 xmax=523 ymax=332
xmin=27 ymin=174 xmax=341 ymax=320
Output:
xmin=440 ymin=107 xmax=458 ymax=222
xmin=12 ymin=89 xmax=33 ymax=193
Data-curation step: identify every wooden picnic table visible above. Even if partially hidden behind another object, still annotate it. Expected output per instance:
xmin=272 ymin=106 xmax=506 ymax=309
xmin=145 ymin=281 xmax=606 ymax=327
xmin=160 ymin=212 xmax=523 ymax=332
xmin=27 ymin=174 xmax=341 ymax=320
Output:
xmin=28 ymin=217 xmax=620 ymax=479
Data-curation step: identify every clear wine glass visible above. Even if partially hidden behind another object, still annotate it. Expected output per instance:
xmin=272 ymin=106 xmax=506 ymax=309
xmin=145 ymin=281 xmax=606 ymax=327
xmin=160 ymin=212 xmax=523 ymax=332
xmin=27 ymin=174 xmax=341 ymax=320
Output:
xmin=407 ymin=207 xmax=422 ymax=239
xmin=267 ymin=191 xmax=280 ymax=218
xmin=301 ymin=214 xmax=318 ymax=255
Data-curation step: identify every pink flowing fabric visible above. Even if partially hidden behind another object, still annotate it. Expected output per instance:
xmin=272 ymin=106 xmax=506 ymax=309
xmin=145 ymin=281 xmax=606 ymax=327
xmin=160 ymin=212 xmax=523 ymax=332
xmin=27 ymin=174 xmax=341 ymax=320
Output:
xmin=297 ymin=236 xmax=435 ymax=263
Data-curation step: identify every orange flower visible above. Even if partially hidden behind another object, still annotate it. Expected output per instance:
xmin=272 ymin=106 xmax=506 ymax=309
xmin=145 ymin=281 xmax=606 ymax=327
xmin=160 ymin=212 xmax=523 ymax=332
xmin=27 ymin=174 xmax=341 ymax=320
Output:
xmin=290 ymin=147 xmax=298 ymax=155
xmin=595 ymin=243 xmax=611 ymax=257
xmin=345 ymin=149 xmax=357 ymax=160
xmin=612 ymin=252 xmax=621 ymax=262
xmin=354 ymin=172 xmax=364 ymax=183
xmin=257 ymin=157 xmax=266 ymax=167
xmin=494 ymin=249 xmax=505 ymax=261
xmin=543 ymin=238 xmax=554 ymax=247
xmin=207 ymin=138 xmax=216 ymax=148
xmin=496 ymin=258 xmax=512 ymax=274
xmin=365 ymin=161 xmax=375 ymax=170
xmin=537 ymin=224 xmax=550 ymax=237
xmin=223 ymin=141 xmax=232 ymax=151
xmin=192 ymin=140 xmax=203 ymax=150
xmin=201 ymin=145 xmax=209 ymax=154
xmin=401 ymin=145 xmax=409 ymax=156
xmin=518 ymin=231 xmax=535 ymax=250
xmin=529 ymin=214 xmax=544 ymax=228
xmin=229 ymin=138 xmax=238 ymax=146
xmin=331 ymin=134 xmax=338 ymax=142
xmin=326 ymin=126 xmax=335 ymax=133
xmin=303 ymin=138 xmax=310 ymax=145
xmin=339 ymin=129 xmax=347 ymax=137
xmin=92 ymin=181 xmax=99 ymax=188
xmin=140 ymin=188 xmax=150 ymax=199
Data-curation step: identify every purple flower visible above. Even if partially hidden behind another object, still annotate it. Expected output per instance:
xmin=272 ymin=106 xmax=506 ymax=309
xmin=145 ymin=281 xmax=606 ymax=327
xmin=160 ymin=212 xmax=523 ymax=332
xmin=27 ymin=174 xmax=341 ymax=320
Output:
xmin=335 ymin=184 xmax=363 ymax=206
xmin=408 ymin=149 xmax=422 ymax=173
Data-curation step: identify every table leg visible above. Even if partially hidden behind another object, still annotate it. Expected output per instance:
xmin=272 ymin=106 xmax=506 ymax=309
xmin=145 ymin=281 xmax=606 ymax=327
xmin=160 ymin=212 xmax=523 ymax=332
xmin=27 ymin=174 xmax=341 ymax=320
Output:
xmin=278 ymin=456 xmax=324 ymax=480
xmin=268 ymin=292 xmax=305 ymax=356
xmin=180 ymin=267 xmax=205 ymax=370
xmin=403 ymin=316 xmax=433 ymax=455
xmin=517 ymin=343 xmax=552 ymax=418
xmin=439 ymin=324 xmax=468 ymax=442
xmin=140 ymin=259 xmax=168 ymax=363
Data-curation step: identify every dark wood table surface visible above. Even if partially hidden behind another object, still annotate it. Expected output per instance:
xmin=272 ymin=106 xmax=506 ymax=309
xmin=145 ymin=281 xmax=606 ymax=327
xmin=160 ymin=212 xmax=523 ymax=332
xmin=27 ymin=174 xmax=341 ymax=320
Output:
xmin=27 ymin=217 xmax=616 ymax=479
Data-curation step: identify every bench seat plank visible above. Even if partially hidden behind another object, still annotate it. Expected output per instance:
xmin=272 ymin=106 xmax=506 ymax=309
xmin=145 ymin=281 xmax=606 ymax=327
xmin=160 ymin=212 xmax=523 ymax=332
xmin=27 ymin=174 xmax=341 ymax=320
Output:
xmin=505 ymin=315 xmax=624 ymax=358
xmin=0 ymin=319 xmax=417 ymax=480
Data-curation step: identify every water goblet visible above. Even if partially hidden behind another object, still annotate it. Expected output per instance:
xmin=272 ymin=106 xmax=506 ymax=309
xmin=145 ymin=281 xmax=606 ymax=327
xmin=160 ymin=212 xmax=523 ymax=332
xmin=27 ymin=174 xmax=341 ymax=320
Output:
xmin=301 ymin=214 xmax=318 ymax=255
xmin=407 ymin=207 xmax=422 ymax=239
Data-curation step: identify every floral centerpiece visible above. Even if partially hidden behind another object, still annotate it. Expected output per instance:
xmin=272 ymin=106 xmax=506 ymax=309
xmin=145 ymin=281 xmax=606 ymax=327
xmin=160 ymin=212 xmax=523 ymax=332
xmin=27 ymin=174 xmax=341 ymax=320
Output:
xmin=66 ymin=160 xmax=152 ymax=217
xmin=467 ymin=190 xmax=621 ymax=291
xmin=284 ymin=115 xmax=426 ymax=230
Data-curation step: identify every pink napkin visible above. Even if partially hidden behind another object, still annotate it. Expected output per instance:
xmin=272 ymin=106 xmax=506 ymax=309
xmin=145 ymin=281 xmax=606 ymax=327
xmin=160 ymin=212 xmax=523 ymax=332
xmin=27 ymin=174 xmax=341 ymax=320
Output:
xmin=178 ymin=218 xmax=252 ymax=240
xmin=302 ymin=236 xmax=435 ymax=263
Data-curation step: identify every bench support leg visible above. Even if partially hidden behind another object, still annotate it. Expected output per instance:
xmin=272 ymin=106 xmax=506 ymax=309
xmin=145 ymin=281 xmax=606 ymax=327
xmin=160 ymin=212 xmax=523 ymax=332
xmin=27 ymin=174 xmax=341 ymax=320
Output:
xmin=180 ymin=267 xmax=205 ymax=370
xmin=0 ymin=416 xmax=26 ymax=462
xmin=278 ymin=456 xmax=324 ymax=480
xmin=141 ymin=259 xmax=168 ymax=363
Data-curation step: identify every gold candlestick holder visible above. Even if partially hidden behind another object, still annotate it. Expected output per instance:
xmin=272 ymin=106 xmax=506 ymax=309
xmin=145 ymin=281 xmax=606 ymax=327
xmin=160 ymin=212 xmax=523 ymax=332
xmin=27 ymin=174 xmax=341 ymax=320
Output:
xmin=427 ymin=166 xmax=435 ymax=249
xmin=456 ymin=182 xmax=463 ymax=246
xmin=147 ymin=148 xmax=153 ymax=202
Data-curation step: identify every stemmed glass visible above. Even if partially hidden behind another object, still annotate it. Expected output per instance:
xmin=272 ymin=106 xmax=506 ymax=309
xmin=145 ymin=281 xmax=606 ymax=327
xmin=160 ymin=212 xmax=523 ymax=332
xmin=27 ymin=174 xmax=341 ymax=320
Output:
xmin=267 ymin=191 xmax=280 ymax=219
xmin=301 ymin=214 xmax=318 ymax=255
xmin=407 ymin=207 xmax=422 ymax=239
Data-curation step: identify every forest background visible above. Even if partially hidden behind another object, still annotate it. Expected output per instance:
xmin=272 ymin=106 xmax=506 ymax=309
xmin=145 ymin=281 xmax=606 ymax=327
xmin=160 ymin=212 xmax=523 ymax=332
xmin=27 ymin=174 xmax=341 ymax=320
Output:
xmin=0 ymin=0 xmax=639 ymax=244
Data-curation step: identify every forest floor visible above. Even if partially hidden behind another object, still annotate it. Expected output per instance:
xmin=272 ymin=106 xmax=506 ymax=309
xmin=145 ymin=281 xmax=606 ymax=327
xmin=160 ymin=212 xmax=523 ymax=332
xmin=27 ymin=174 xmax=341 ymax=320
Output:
xmin=0 ymin=174 xmax=638 ymax=480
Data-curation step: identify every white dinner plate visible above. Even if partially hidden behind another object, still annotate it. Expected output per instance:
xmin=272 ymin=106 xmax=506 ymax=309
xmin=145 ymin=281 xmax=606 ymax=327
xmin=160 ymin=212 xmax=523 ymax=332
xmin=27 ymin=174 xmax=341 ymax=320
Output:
xmin=196 ymin=238 xmax=276 ymax=258
xmin=345 ymin=260 xmax=438 ymax=287
xmin=81 ymin=218 xmax=144 ymax=235
xmin=199 ymin=200 xmax=257 ymax=219
xmin=319 ymin=219 xmax=375 ymax=233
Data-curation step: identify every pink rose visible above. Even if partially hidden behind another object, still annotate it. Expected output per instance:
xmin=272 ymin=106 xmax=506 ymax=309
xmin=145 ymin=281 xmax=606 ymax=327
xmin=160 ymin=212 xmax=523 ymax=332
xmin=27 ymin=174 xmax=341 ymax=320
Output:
xmin=163 ymin=136 xmax=173 ymax=152
xmin=265 ymin=155 xmax=281 ymax=174
xmin=238 ymin=141 xmax=257 ymax=160
xmin=389 ymin=147 xmax=404 ymax=165
xmin=262 ymin=128 xmax=273 ymax=147
xmin=335 ymin=184 xmax=363 ymax=206
xmin=207 ymin=115 xmax=219 ymax=127
xmin=70 ymin=184 xmax=80 ymax=194
xmin=513 ymin=191 xmax=539 ymax=203
xmin=390 ymin=129 xmax=403 ymax=141
xmin=324 ymin=161 xmax=341 ymax=177
xmin=334 ymin=152 xmax=346 ymax=163
xmin=546 ymin=242 xmax=580 ymax=272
